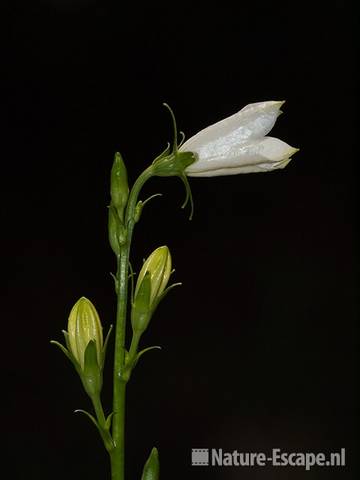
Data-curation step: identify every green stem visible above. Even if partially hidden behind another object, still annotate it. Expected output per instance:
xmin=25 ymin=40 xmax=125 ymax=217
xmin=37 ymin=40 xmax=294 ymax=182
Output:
xmin=128 ymin=331 xmax=141 ymax=360
xmin=92 ymin=395 xmax=106 ymax=425
xmin=92 ymin=395 xmax=114 ymax=453
xmin=111 ymin=166 xmax=154 ymax=480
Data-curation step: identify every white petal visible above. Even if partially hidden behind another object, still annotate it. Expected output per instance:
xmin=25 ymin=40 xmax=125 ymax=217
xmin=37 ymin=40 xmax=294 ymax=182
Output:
xmin=186 ymin=137 xmax=298 ymax=177
xmin=186 ymin=135 xmax=297 ymax=174
xmin=187 ymin=158 xmax=292 ymax=177
xmin=180 ymin=100 xmax=284 ymax=160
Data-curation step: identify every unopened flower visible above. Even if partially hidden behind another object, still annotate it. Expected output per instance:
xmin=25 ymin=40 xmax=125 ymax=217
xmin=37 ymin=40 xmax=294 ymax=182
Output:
xmin=51 ymin=297 xmax=112 ymax=398
xmin=67 ymin=296 xmax=103 ymax=370
xmin=141 ymin=448 xmax=159 ymax=480
xmin=132 ymin=246 xmax=172 ymax=333
xmin=136 ymin=246 xmax=172 ymax=306
xmin=110 ymin=152 xmax=129 ymax=222
xmin=180 ymin=101 xmax=299 ymax=177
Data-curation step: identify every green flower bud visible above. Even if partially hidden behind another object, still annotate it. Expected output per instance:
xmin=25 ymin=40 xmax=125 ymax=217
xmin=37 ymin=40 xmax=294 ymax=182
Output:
xmin=141 ymin=448 xmax=159 ymax=480
xmin=67 ymin=297 xmax=103 ymax=370
xmin=110 ymin=152 xmax=129 ymax=223
xmin=136 ymin=246 xmax=172 ymax=306
xmin=131 ymin=246 xmax=172 ymax=334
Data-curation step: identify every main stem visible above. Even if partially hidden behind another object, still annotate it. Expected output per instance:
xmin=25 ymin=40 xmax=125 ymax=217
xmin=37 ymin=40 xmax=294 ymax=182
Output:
xmin=111 ymin=166 xmax=154 ymax=480
xmin=110 ymin=248 xmax=129 ymax=480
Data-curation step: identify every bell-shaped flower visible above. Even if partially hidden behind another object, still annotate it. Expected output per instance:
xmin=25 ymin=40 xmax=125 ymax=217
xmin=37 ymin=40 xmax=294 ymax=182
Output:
xmin=180 ymin=101 xmax=299 ymax=177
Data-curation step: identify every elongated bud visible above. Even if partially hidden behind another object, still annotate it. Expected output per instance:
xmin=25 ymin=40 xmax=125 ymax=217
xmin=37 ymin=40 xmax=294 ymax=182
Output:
xmin=141 ymin=448 xmax=159 ymax=480
xmin=110 ymin=152 xmax=129 ymax=222
xmin=136 ymin=246 xmax=172 ymax=306
xmin=67 ymin=297 xmax=103 ymax=370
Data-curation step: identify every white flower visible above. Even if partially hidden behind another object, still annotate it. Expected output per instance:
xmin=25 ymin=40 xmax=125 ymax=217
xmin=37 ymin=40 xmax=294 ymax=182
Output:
xmin=180 ymin=101 xmax=299 ymax=177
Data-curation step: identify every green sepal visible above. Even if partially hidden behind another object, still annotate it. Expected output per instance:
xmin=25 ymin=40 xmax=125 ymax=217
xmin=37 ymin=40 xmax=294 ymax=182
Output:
xmin=108 ymin=205 xmax=121 ymax=255
xmin=152 ymin=104 xmax=196 ymax=176
xmin=75 ymin=409 xmax=115 ymax=453
xmin=152 ymin=152 xmax=196 ymax=219
xmin=135 ymin=194 xmax=162 ymax=223
xmin=180 ymin=173 xmax=194 ymax=219
xmin=151 ymin=282 xmax=182 ymax=314
xmin=50 ymin=338 xmax=82 ymax=375
xmin=50 ymin=340 xmax=72 ymax=363
xmin=74 ymin=408 xmax=99 ymax=430
xmin=131 ymin=272 xmax=152 ymax=333
xmin=81 ymin=340 xmax=102 ymax=397
xmin=105 ymin=412 xmax=114 ymax=431
xmin=108 ymin=204 xmax=127 ymax=255
xmin=110 ymin=272 xmax=119 ymax=293
xmin=152 ymin=151 xmax=196 ymax=177
xmin=125 ymin=345 xmax=161 ymax=376
xmin=141 ymin=447 xmax=159 ymax=480
xmin=153 ymin=142 xmax=171 ymax=162
xmin=135 ymin=346 xmax=161 ymax=368
xmin=110 ymin=151 xmax=129 ymax=222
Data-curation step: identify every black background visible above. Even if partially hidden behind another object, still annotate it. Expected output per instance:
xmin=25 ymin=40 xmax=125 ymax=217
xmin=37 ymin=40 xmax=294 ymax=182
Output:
xmin=2 ymin=1 xmax=358 ymax=479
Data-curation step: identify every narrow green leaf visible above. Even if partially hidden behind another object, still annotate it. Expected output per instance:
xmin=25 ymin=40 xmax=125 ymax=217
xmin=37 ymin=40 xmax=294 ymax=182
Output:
xmin=180 ymin=173 xmax=194 ymax=220
xmin=74 ymin=409 xmax=99 ymax=430
xmin=50 ymin=341 xmax=72 ymax=362
xmin=137 ymin=346 xmax=162 ymax=361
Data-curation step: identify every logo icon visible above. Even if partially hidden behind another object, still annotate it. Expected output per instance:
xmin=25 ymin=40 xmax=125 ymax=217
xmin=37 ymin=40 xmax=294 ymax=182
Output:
xmin=191 ymin=449 xmax=209 ymax=466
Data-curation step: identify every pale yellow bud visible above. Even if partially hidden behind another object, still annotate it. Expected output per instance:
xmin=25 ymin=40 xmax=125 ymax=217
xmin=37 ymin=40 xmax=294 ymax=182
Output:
xmin=67 ymin=297 xmax=103 ymax=369
xmin=135 ymin=246 xmax=172 ymax=306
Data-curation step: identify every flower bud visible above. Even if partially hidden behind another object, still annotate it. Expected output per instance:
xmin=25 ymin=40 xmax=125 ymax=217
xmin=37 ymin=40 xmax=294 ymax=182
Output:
xmin=110 ymin=152 xmax=129 ymax=222
xmin=141 ymin=448 xmax=159 ymax=480
xmin=131 ymin=247 xmax=172 ymax=334
xmin=136 ymin=246 xmax=172 ymax=306
xmin=67 ymin=297 xmax=103 ymax=370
